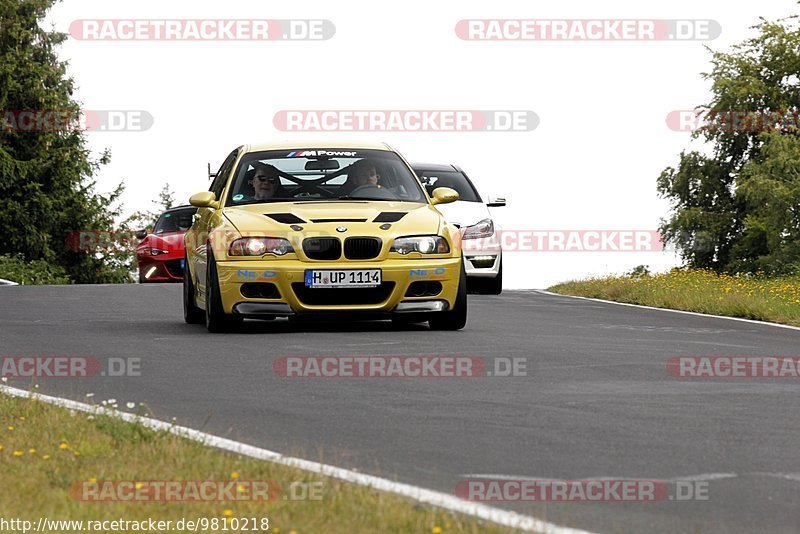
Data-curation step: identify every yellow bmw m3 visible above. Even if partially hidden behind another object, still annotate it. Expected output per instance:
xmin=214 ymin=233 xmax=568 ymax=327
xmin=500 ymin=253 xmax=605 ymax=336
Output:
xmin=183 ymin=142 xmax=467 ymax=332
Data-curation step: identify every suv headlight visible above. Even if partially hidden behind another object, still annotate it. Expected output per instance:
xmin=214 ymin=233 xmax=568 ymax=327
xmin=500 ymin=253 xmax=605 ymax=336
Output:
xmin=229 ymin=237 xmax=294 ymax=256
xmin=462 ymin=219 xmax=494 ymax=239
xmin=391 ymin=236 xmax=450 ymax=255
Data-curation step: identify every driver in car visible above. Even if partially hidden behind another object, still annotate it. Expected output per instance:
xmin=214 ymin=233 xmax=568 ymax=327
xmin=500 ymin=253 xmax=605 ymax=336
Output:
xmin=350 ymin=160 xmax=380 ymax=188
xmin=249 ymin=163 xmax=285 ymax=200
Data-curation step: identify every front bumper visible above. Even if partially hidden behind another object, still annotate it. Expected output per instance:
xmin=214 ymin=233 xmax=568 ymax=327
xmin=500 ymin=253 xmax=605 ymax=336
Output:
xmin=137 ymin=256 xmax=184 ymax=283
xmin=216 ymin=257 xmax=462 ymax=316
xmin=462 ymin=234 xmax=502 ymax=278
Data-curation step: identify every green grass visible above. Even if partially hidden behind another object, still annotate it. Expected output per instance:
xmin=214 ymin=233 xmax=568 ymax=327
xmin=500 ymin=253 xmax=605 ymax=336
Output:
xmin=549 ymin=269 xmax=800 ymax=327
xmin=0 ymin=394 xmax=519 ymax=534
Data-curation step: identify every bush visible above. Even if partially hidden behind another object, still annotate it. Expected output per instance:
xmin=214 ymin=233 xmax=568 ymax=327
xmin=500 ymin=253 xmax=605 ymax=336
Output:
xmin=0 ymin=254 xmax=70 ymax=285
xmin=627 ymin=265 xmax=651 ymax=277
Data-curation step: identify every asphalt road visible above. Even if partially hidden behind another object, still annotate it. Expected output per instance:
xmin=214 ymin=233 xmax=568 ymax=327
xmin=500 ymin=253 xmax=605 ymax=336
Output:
xmin=2 ymin=284 xmax=800 ymax=533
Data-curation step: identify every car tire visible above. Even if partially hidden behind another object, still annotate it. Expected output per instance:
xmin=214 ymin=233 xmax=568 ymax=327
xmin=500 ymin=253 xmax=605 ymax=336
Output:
xmin=428 ymin=259 xmax=467 ymax=331
xmin=205 ymin=249 xmax=241 ymax=333
xmin=183 ymin=252 xmax=204 ymax=324
xmin=481 ymin=262 xmax=503 ymax=295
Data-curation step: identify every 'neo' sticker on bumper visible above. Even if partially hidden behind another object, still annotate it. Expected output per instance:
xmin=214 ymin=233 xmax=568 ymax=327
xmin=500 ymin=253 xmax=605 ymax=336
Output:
xmin=409 ymin=267 xmax=446 ymax=279
xmin=237 ymin=269 xmax=278 ymax=281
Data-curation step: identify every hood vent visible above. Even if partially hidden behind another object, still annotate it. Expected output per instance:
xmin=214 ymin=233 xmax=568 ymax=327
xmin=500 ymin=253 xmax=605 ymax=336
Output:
xmin=266 ymin=213 xmax=306 ymax=224
xmin=373 ymin=212 xmax=407 ymax=223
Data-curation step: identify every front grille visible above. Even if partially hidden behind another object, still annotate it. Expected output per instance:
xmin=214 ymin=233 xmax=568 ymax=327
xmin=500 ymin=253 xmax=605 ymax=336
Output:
xmin=240 ymin=283 xmax=281 ymax=299
xmin=292 ymin=282 xmax=395 ymax=305
xmin=344 ymin=237 xmax=382 ymax=260
xmin=164 ymin=259 xmax=184 ymax=278
xmin=405 ymin=281 xmax=442 ymax=297
xmin=303 ymin=237 xmax=341 ymax=260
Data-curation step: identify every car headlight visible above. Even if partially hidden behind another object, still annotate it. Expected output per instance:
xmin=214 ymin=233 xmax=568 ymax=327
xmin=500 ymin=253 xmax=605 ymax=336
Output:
xmin=391 ymin=236 xmax=450 ymax=255
xmin=229 ymin=237 xmax=294 ymax=256
xmin=140 ymin=248 xmax=168 ymax=256
xmin=462 ymin=219 xmax=494 ymax=239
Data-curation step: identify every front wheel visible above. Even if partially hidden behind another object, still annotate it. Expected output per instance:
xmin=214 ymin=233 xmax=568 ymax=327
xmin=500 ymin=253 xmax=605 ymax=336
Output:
xmin=205 ymin=250 xmax=242 ymax=333
xmin=183 ymin=252 xmax=204 ymax=324
xmin=428 ymin=260 xmax=467 ymax=331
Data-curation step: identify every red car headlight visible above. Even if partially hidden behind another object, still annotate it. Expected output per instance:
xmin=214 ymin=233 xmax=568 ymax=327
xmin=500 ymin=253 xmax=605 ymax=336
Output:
xmin=139 ymin=248 xmax=169 ymax=256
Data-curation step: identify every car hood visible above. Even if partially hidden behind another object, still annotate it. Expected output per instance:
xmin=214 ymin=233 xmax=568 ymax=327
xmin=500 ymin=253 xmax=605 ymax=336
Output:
xmin=221 ymin=201 xmax=445 ymax=237
xmin=434 ymin=201 xmax=491 ymax=228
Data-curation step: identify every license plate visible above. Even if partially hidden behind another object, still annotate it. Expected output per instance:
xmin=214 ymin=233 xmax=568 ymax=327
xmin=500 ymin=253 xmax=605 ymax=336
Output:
xmin=305 ymin=269 xmax=381 ymax=288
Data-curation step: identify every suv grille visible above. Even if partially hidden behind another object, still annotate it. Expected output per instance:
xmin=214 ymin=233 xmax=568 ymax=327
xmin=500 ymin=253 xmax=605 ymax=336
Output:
xmin=292 ymin=282 xmax=395 ymax=305
xmin=303 ymin=237 xmax=341 ymax=260
xmin=344 ymin=237 xmax=382 ymax=260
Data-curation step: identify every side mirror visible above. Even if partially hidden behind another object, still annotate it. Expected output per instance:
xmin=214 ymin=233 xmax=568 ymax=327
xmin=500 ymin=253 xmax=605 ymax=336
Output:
xmin=190 ymin=191 xmax=219 ymax=209
xmin=487 ymin=196 xmax=506 ymax=207
xmin=134 ymin=229 xmax=148 ymax=240
xmin=430 ymin=187 xmax=459 ymax=206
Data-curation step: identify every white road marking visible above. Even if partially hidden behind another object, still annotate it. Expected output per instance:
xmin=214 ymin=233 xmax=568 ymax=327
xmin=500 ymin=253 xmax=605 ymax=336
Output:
xmin=535 ymin=290 xmax=800 ymax=332
xmin=462 ymin=473 xmax=738 ymax=482
xmin=0 ymin=384 xmax=595 ymax=534
xmin=664 ymin=473 xmax=738 ymax=482
xmin=752 ymin=472 xmax=800 ymax=482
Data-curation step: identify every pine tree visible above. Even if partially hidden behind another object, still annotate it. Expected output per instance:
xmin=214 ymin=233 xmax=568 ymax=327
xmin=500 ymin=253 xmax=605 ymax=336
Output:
xmin=0 ymin=0 xmax=130 ymax=283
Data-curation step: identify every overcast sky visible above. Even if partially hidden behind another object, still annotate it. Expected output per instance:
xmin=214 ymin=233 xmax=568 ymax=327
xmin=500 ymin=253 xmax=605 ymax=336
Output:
xmin=44 ymin=0 xmax=798 ymax=288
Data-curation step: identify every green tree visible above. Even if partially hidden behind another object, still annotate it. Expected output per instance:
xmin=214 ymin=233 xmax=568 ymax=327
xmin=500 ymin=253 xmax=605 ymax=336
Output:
xmin=658 ymin=15 xmax=800 ymax=275
xmin=121 ymin=182 xmax=176 ymax=233
xmin=0 ymin=0 xmax=129 ymax=283
xmin=156 ymin=182 xmax=175 ymax=212
xmin=733 ymin=132 xmax=800 ymax=272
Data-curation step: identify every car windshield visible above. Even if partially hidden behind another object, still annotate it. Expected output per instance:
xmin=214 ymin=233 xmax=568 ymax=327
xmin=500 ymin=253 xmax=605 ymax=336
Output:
xmin=226 ymin=149 xmax=426 ymax=205
xmin=413 ymin=168 xmax=481 ymax=202
xmin=153 ymin=207 xmax=197 ymax=234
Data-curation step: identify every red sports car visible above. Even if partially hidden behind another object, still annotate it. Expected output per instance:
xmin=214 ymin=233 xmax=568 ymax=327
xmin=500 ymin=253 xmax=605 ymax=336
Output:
xmin=136 ymin=205 xmax=198 ymax=283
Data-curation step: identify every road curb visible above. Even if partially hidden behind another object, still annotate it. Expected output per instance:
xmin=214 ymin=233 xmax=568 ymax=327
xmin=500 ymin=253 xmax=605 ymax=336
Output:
xmin=0 ymin=384 xmax=594 ymax=534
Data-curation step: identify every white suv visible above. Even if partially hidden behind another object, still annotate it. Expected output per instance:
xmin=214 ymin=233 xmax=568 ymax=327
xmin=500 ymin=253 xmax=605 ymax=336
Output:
xmin=412 ymin=163 xmax=504 ymax=294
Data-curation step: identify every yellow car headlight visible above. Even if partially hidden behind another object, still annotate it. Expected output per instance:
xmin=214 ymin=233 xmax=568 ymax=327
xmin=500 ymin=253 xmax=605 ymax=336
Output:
xmin=229 ymin=237 xmax=294 ymax=256
xmin=391 ymin=236 xmax=450 ymax=255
